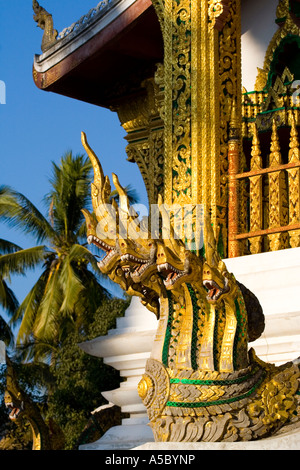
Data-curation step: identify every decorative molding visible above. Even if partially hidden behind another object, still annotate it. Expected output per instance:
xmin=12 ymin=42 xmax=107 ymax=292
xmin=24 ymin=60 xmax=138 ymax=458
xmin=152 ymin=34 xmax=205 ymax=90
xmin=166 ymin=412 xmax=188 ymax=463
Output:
xmin=57 ymin=0 xmax=123 ymax=40
xmin=208 ymin=0 xmax=231 ymax=31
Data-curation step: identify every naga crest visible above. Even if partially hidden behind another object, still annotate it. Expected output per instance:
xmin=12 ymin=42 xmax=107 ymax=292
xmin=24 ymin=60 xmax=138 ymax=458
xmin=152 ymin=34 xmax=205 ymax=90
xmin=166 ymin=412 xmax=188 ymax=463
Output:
xmin=4 ymin=353 xmax=55 ymax=450
xmin=32 ymin=1 xmax=58 ymax=52
xmin=82 ymin=134 xmax=300 ymax=443
xmin=81 ymin=133 xmax=160 ymax=314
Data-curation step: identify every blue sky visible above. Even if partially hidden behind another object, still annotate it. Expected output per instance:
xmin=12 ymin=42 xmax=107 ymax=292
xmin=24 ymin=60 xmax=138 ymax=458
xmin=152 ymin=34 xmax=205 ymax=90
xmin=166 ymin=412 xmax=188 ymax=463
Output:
xmin=0 ymin=0 xmax=148 ymax=325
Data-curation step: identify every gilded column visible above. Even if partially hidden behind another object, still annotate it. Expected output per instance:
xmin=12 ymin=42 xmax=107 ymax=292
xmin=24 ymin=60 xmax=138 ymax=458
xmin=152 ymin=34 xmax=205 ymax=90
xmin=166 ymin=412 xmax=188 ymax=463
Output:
xmin=227 ymin=103 xmax=241 ymax=258
xmin=268 ymin=119 xmax=288 ymax=251
xmin=249 ymin=124 xmax=263 ymax=254
xmin=217 ymin=0 xmax=242 ymax=257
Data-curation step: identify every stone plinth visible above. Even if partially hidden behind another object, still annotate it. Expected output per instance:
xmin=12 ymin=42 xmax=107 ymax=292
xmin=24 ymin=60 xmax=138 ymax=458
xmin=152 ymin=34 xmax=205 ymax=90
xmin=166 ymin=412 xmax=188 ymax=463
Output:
xmin=134 ymin=425 xmax=300 ymax=451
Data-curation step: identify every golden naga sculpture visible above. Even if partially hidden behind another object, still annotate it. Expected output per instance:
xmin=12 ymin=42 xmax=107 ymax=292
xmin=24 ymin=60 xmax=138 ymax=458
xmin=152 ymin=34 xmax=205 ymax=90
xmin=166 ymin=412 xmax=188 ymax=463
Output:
xmin=82 ymin=133 xmax=300 ymax=443
xmin=32 ymin=0 xmax=58 ymax=53
xmin=3 ymin=351 xmax=63 ymax=450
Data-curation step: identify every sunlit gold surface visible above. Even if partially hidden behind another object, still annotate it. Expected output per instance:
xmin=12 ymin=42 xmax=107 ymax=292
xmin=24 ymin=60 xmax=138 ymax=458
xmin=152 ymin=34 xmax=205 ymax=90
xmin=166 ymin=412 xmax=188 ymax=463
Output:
xmin=83 ymin=134 xmax=300 ymax=441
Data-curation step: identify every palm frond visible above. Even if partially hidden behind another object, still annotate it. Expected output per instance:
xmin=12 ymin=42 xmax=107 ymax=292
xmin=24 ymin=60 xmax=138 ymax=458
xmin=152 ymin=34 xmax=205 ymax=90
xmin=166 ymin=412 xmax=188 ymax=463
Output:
xmin=59 ymin=256 xmax=85 ymax=316
xmin=71 ymin=267 xmax=110 ymax=327
xmin=109 ymin=184 xmax=140 ymax=205
xmin=66 ymin=243 xmax=102 ymax=276
xmin=0 ymin=238 xmax=22 ymax=254
xmin=14 ymin=268 xmax=50 ymax=336
xmin=15 ymin=338 xmax=59 ymax=364
xmin=0 ymin=152 xmax=117 ymax=358
xmin=44 ymin=153 xmax=92 ymax=238
xmin=0 ymin=246 xmax=48 ymax=278
xmin=0 ymin=314 xmax=14 ymax=347
xmin=32 ymin=265 xmax=64 ymax=342
xmin=0 ymin=278 xmax=19 ymax=315
xmin=75 ymin=220 xmax=88 ymax=241
xmin=0 ymin=185 xmax=57 ymax=244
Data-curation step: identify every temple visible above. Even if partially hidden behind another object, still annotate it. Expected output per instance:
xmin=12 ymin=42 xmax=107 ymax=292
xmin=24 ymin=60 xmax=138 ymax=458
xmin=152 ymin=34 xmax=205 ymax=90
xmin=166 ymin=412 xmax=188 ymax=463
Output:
xmin=32 ymin=0 xmax=300 ymax=450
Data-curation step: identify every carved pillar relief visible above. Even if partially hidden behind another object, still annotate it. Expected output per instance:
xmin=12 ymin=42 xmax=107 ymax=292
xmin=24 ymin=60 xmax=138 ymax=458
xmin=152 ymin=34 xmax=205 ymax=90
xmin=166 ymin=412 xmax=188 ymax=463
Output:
xmin=151 ymin=0 xmax=242 ymax=257
xmin=115 ymin=78 xmax=165 ymax=207
xmin=113 ymin=1 xmax=242 ymax=257
xmin=268 ymin=120 xmax=289 ymax=251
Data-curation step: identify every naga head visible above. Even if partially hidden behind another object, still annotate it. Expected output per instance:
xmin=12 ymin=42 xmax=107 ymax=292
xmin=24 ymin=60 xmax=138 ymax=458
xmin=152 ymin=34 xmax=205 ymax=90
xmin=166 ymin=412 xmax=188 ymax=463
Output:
xmin=201 ymin=215 xmax=234 ymax=303
xmin=118 ymin=236 xmax=161 ymax=316
xmin=32 ymin=1 xmax=58 ymax=53
xmin=4 ymin=355 xmax=25 ymax=423
xmin=33 ymin=0 xmax=48 ymax=29
xmin=112 ymin=173 xmax=161 ymax=315
xmin=81 ymin=132 xmax=124 ymax=287
xmin=111 ymin=172 xmax=154 ymax=278
xmin=202 ymin=261 xmax=232 ymax=303
xmin=82 ymin=135 xmax=160 ymax=314
xmin=4 ymin=389 xmax=24 ymax=422
xmin=155 ymin=197 xmax=203 ymax=291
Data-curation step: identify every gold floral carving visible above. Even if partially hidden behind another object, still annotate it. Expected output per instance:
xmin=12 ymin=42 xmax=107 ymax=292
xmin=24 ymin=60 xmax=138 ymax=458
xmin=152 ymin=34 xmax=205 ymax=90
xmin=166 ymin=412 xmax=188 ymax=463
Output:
xmin=244 ymin=68 xmax=297 ymax=138
xmin=208 ymin=0 xmax=230 ymax=31
xmin=249 ymin=124 xmax=263 ymax=254
xmin=217 ymin=0 xmax=242 ymax=253
xmin=115 ymin=79 xmax=165 ymax=206
xmin=152 ymin=0 xmax=242 ymax=256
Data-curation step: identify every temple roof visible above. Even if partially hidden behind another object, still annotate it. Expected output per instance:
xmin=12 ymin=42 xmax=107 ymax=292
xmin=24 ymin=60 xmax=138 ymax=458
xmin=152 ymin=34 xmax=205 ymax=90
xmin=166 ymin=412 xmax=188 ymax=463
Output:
xmin=32 ymin=0 xmax=163 ymax=109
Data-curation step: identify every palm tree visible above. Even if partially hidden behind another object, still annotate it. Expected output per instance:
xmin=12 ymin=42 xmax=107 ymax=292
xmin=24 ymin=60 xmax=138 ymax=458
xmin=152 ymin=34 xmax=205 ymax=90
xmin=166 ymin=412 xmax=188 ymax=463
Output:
xmin=0 ymin=239 xmax=19 ymax=346
xmin=0 ymin=152 xmax=110 ymax=361
xmin=0 ymin=239 xmax=20 ymax=313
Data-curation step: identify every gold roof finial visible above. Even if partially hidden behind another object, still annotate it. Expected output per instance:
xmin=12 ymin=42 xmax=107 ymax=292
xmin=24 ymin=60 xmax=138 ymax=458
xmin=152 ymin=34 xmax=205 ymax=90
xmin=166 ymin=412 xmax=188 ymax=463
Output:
xmin=269 ymin=119 xmax=282 ymax=166
xmin=32 ymin=0 xmax=58 ymax=53
xmin=276 ymin=0 xmax=290 ymax=20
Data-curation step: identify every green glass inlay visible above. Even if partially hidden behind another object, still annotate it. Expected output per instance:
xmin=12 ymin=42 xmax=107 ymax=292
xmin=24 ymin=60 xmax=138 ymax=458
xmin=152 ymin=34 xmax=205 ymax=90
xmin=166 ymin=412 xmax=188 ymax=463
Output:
xmin=167 ymin=372 xmax=266 ymax=408
xmin=162 ymin=291 xmax=174 ymax=367
xmin=291 ymin=0 xmax=300 ymax=17
xmin=233 ymin=298 xmax=241 ymax=370
xmin=170 ymin=366 xmax=260 ymax=386
xmin=213 ymin=307 xmax=220 ymax=371
xmin=187 ymin=283 xmax=199 ymax=370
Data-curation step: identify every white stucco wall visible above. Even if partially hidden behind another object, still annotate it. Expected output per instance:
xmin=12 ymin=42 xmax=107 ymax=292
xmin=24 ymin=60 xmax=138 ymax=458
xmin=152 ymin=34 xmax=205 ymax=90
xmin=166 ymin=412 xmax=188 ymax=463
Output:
xmin=241 ymin=0 xmax=278 ymax=91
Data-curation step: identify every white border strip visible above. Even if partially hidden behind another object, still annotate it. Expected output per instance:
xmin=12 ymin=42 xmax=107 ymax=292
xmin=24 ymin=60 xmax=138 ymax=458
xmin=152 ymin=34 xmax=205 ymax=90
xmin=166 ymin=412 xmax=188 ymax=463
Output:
xmin=34 ymin=0 xmax=137 ymax=73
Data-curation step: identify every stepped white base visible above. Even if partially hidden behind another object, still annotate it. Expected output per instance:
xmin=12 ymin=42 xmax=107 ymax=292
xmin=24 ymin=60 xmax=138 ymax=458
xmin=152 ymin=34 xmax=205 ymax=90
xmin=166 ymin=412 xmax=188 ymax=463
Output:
xmin=78 ymin=296 xmax=157 ymax=450
xmin=134 ymin=426 xmax=300 ymax=451
xmin=79 ymin=424 xmax=154 ymax=450
xmin=225 ymin=247 xmax=300 ymax=366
